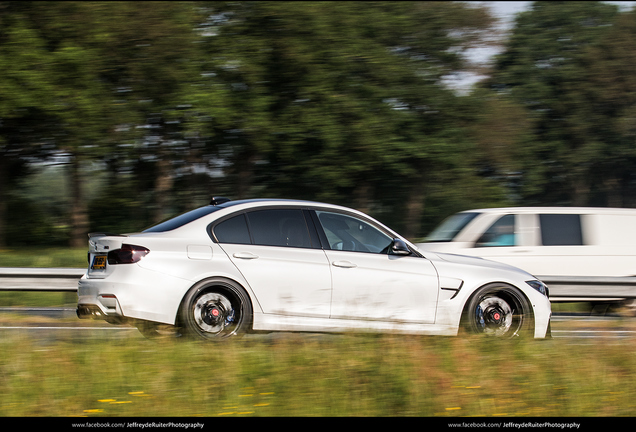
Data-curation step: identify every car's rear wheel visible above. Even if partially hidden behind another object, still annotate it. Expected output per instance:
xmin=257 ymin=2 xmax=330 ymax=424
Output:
xmin=463 ymin=284 xmax=533 ymax=338
xmin=180 ymin=278 xmax=252 ymax=340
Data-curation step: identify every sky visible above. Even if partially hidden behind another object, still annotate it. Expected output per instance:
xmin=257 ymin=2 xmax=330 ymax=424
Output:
xmin=487 ymin=1 xmax=635 ymax=27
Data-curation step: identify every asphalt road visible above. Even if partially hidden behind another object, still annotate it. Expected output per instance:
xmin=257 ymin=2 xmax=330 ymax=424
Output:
xmin=1 ymin=307 xmax=634 ymax=342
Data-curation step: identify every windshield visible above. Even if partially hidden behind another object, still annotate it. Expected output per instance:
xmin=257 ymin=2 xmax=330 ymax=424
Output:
xmin=424 ymin=212 xmax=479 ymax=242
xmin=143 ymin=206 xmax=223 ymax=233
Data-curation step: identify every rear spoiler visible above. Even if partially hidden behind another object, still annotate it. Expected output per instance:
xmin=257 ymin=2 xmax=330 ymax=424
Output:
xmin=88 ymin=232 xmax=127 ymax=239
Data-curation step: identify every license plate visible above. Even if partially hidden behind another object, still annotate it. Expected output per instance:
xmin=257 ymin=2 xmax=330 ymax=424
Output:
xmin=91 ymin=255 xmax=107 ymax=270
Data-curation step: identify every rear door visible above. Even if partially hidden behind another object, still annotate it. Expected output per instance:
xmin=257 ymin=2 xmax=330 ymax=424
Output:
xmin=213 ymin=208 xmax=332 ymax=318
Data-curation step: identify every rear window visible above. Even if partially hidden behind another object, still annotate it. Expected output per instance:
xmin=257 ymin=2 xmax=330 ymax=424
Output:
xmin=425 ymin=212 xmax=479 ymax=242
xmin=213 ymin=214 xmax=251 ymax=244
xmin=143 ymin=206 xmax=222 ymax=233
xmin=539 ymin=214 xmax=584 ymax=246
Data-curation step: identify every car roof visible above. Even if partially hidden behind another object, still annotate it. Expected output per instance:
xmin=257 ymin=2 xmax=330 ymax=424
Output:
xmin=216 ymin=198 xmax=324 ymax=208
xmin=140 ymin=198 xmax=379 ymax=236
xmin=214 ymin=198 xmax=356 ymax=212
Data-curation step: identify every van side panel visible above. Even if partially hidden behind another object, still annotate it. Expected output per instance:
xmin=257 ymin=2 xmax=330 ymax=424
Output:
xmin=419 ymin=208 xmax=636 ymax=278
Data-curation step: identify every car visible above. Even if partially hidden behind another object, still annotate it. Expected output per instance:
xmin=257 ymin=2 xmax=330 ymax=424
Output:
xmin=77 ymin=198 xmax=551 ymax=339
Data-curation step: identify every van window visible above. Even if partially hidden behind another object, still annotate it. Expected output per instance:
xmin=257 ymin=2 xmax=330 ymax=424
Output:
xmin=539 ymin=214 xmax=583 ymax=245
xmin=426 ymin=212 xmax=479 ymax=242
xmin=476 ymin=214 xmax=516 ymax=247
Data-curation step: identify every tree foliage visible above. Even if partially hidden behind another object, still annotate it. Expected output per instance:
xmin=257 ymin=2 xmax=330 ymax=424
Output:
xmin=192 ymin=1 xmax=497 ymax=236
xmin=4 ymin=1 xmax=636 ymax=247
xmin=486 ymin=1 xmax=622 ymax=205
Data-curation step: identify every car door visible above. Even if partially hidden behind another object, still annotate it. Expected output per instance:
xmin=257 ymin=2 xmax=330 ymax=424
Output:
xmin=313 ymin=210 xmax=439 ymax=324
xmin=212 ymin=208 xmax=332 ymax=318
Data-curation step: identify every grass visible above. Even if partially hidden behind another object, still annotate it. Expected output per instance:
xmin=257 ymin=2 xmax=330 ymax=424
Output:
xmin=0 ymin=292 xmax=77 ymax=308
xmin=1 ymin=332 xmax=636 ymax=417
xmin=0 ymin=247 xmax=87 ymax=268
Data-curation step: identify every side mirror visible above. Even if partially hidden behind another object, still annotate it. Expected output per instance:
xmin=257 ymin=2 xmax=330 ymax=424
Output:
xmin=391 ymin=239 xmax=412 ymax=256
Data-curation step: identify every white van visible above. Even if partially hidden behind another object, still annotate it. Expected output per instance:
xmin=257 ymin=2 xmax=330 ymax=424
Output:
xmin=416 ymin=207 xmax=636 ymax=303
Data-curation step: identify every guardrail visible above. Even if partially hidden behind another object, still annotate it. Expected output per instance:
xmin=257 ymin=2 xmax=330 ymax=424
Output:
xmin=537 ymin=276 xmax=636 ymax=302
xmin=0 ymin=267 xmax=85 ymax=292
xmin=1 ymin=268 xmax=636 ymax=302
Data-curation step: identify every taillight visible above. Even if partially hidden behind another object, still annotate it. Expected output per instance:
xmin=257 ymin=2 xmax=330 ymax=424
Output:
xmin=107 ymin=244 xmax=150 ymax=264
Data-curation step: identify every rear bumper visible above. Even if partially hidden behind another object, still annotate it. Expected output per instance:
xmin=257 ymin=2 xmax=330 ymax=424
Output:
xmin=77 ymin=289 xmax=126 ymax=324
xmin=77 ymin=267 xmax=192 ymax=325
xmin=76 ymin=303 xmax=126 ymax=324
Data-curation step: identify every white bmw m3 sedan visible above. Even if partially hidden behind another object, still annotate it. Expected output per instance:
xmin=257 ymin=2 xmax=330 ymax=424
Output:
xmin=77 ymin=198 xmax=551 ymax=339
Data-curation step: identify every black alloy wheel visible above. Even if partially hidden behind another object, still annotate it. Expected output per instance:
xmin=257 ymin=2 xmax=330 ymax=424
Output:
xmin=180 ymin=278 xmax=252 ymax=340
xmin=464 ymin=284 xmax=532 ymax=338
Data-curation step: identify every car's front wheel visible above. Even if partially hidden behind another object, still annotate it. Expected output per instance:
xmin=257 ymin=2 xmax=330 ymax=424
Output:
xmin=463 ymin=284 xmax=533 ymax=338
xmin=180 ymin=278 xmax=252 ymax=340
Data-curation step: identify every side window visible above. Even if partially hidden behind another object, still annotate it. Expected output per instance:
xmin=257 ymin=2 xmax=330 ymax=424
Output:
xmin=316 ymin=211 xmax=393 ymax=254
xmin=213 ymin=214 xmax=251 ymax=244
xmin=476 ymin=214 xmax=516 ymax=247
xmin=539 ymin=214 xmax=583 ymax=246
xmin=247 ymin=209 xmax=312 ymax=248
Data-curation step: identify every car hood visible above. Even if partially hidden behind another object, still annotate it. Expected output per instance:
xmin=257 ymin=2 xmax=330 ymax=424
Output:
xmin=423 ymin=250 xmax=533 ymax=276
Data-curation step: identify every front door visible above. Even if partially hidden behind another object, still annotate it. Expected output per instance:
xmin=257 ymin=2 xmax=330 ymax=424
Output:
xmin=314 ymin=210 xmax=439 ymax=324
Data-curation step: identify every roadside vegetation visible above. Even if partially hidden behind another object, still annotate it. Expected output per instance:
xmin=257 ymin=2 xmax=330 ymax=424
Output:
xmin=0 ymin=247 xmax=87 ymax=268
xmin=1 ymin=332 xmax=636 ymax=417
xmin=4 ymin=2 xmax=636 ymax=250
xmin=0 ymin=248 xmax=85 ymax=307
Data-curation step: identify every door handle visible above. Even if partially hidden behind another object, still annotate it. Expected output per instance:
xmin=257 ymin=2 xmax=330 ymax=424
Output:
xmin=332 ymin=260 xmax=357 ymax=268
xmin=233 ymin=252 xmax=259 ymax=260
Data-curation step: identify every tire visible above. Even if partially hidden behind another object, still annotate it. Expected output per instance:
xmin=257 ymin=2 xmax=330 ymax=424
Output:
xmin=463 ymin=283 xmax=533 ymax=338
xmin=179 ymin=278 xmax=253 ymax=340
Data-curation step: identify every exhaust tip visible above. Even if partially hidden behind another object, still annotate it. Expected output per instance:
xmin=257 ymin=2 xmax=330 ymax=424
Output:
xmin=77 ymin=305 xmax=102 ymax=319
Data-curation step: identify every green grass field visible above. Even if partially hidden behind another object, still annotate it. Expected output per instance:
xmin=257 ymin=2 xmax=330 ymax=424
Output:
xmin=0 ymin=247 xmax=87 ymax=268
xmin=1 ymin=331 xmax=636 ymax=417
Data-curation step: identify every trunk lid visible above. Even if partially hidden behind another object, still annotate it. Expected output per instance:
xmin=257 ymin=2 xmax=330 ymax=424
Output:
xmin=87 ymin=233 xmax=127 ymax=278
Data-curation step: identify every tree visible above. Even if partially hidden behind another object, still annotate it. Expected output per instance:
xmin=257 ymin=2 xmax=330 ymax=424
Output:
xmin=1 ymin=2 xmax=211 ymax=246
xmin=91 ymin=1 xmax=212 ymax=223
xmin=583 ymin=9 xmax=636 ymax=207
xmin=486 ymin=1 xmax=620 ymax=206
xmin=195 ymin=1 xmax=497 ymax=237
xmin=1 ymin=1 xmax=510 ymax=244
xmin=0 ymin=2 xmax=60 ymax=247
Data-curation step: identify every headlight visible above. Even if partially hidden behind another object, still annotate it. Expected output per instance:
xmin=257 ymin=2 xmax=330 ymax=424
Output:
xmin=526 ymin=280 xmax=549 ymax=297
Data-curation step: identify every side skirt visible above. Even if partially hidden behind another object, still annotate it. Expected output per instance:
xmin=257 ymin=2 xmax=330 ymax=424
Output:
xmin=251 ymin=312 xmax=459 ymax=336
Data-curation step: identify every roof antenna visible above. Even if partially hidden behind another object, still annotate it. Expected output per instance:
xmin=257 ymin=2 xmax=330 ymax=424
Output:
xmin=210 ymin=197 xmax=231 ymax=206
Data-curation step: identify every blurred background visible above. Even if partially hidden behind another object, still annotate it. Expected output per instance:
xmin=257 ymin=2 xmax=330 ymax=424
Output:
xmin=2 ymin=1 xmax=636 ymax=249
